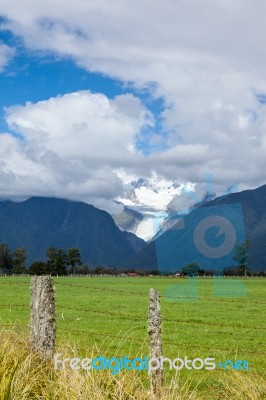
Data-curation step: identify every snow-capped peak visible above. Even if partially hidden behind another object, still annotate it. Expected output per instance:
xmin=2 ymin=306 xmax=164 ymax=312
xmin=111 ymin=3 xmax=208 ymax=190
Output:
xmin=115 ymin=177 xmax=195 ymax=241
xmin=118 ymin=177 xmax=190 ymax=211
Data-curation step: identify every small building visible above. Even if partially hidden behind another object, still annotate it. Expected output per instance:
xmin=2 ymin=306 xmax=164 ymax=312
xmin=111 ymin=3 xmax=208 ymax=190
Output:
xmin=127 ymin=272 xmax=137 ymax=277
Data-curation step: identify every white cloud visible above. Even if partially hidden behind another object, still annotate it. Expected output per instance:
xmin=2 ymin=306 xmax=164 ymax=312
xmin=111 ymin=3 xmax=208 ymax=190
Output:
xmin=1 ymin=91 xmax=152 ymax=211
xmin=0 ymin=0 xmax=266 ymax=205
xmin=6 ymin=91 xmax=150 ymax=158
xmin=0 ymin=42 xmax=14 ymax=71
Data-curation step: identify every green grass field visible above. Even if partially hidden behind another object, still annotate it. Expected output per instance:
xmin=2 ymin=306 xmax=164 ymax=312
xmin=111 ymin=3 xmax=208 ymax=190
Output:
xmin=0 ymin=276 xmax=265 ymax=398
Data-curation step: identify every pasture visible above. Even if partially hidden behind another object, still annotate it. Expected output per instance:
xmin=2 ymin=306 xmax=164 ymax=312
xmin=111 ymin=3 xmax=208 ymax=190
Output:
xmin=0 ymin=276 xmax=265 ymax=399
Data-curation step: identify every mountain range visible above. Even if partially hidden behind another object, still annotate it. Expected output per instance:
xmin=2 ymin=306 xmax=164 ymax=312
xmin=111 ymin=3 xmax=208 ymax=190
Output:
xmin=0 ymin=183 xmax=266 ymax=272
xmin=0 ymin=197 xmax=145 ymax=267
xmin=122 ymin=184 xmax=266 ymax=272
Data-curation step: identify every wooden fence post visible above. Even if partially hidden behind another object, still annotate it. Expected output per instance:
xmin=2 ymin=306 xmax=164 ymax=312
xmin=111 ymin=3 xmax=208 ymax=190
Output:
xmin=148 ymin=288 xmax=162 ymax=398
xmin=30 ymin=276 xmax=56 ymax=358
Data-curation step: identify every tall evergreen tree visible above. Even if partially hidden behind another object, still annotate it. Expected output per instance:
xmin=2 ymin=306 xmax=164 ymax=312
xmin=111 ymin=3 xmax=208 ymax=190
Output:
xmin=0 ymin=243 xmax=13 ymax=275
xmin=233 ymin=241 xmax=249 ymax=276
xmin=13 ymin=247 xmax=27 ymax=274
xmin=67 ymin=248 xmax=81 ymax=275
xmin=46 ymin=247 xmax=67 ymax=275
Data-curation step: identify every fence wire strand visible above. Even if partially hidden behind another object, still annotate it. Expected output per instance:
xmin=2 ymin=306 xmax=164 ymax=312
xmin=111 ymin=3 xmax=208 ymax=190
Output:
xmin=57 ymin=327 xmax=265 ymax=356
xmin=55 ymin=281 xmax=266 ymax=305
xmin=1 ymin=278 xmax=265 ymax=361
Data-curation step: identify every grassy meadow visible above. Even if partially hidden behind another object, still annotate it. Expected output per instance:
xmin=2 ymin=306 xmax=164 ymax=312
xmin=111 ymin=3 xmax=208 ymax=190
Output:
xmin=0 ymin=276 xmax=265 ymax=399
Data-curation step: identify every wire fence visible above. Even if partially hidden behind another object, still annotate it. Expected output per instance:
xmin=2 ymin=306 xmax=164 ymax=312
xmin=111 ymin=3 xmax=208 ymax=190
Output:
xmin=56 ymin=326 xmax=264 ymax=356
xmin=55 ymin=281 xmax=266 ymax=305
xmin=1 ymin=276 xmax=266 ymax=303
xmin=0 ymin=277 xmax=265 ymax=365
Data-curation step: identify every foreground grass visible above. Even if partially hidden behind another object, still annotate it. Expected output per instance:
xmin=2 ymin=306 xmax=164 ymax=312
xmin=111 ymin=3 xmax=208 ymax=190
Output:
xmin=0 ymin=330 xmax=198 ymax=400
xmin=0 ymin=276 xmax=265 ymax=398
xmin=0 ymin=330 xmax=265 ymax=400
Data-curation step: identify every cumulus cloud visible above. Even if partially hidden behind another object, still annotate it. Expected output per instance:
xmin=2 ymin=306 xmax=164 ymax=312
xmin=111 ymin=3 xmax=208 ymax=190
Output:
xmin=0 ymin=91 xmax=153 ymax=211
xmin=6 ymin=91 xmax=151 ymax=158
xmin=0 ymin=0 xmax=266 ymax=206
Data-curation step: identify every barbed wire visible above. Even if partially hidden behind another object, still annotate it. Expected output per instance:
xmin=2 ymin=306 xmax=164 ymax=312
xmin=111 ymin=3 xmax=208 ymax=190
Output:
xmin=161 ymin=295 xmax=266 ymax=305
xmin=59 ymin=327 xmax=147 ymax=344
xmin=1 ymin=314 xmax=263 ymax=361
xmin=55 ymin=282 xmax=266 ymax=305
xmin=57 ymin=327 xmax=265 ymax=356
xmin=57 ymin=320 xmax=263 ymax=346
xmin=56 ymin=304 xmax=266 ymax=332
xmin=1 ymin=279 xmax=265 ymax=306
xmin=0 ymin=281 xmax=29 ymax=285
xmin=55 ymin=282 xmax=148 ymax=296
xmin=162 ymin=339 xmax=265 ymax=356
xmin=163 ymin=317 xmax=266 ymax=331
xmin=0 ymin=303 xmax=265 ymax=332
xmin=56 ymin=305 xmax=144 ymax=322
xmin=0 ymin=323 xmax=28 ymax=328
xmin=0 ymin=304 xmax=29 ymax=308
xmin=1 ymin=280 xmax=265 ymax=356
xmin=0 ymin=322 xmax=263 ymax=357
xmin=0 ymin=299 xmax=264 ymax=332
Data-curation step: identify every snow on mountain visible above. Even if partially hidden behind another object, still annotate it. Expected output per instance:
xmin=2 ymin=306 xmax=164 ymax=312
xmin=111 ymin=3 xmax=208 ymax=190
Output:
xmin=114 ymin=177 xmax=195 ymax=241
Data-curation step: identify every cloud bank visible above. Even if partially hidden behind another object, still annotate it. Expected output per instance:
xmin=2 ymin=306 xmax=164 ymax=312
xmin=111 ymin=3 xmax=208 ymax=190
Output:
xmin=0 ymin=0 xmax=266 ymax=209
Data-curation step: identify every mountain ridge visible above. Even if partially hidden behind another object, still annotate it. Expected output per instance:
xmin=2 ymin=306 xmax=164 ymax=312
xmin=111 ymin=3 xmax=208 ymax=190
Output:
xmin=122 ymin=183 xmax=266 ymax=271
xmin=0 ymin=196 xmax=146 ymax=267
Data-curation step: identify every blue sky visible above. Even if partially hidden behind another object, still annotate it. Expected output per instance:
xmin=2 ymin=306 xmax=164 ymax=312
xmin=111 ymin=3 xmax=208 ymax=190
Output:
xmin=0 ymin=26 xmax=167 ymax=154
xmin=0 ymin=0 xmax=266 ymax=210
xmin=0 ymin=54 xmax=123 ymax=128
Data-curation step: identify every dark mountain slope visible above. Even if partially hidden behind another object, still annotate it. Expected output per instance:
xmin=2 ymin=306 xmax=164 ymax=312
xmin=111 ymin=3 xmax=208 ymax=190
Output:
xmin=124 ymin=184 xmax=266 ymax=271
xmin=0 ymin=197 xmax=145 ymax=267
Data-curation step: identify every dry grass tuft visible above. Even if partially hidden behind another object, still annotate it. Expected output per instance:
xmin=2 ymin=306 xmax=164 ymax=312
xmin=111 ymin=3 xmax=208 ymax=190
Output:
xmin=0 ymin=330 xmax=265 ymax=400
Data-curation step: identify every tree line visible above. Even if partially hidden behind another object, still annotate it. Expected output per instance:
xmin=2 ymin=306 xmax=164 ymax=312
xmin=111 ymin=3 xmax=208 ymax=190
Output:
xmin=1 ymin=240 xmax=265 ymax=277
xmin=180 ymin=241 xmax=250 ymax=276
xmin=0 ymin=244 xmax=87 ymax=275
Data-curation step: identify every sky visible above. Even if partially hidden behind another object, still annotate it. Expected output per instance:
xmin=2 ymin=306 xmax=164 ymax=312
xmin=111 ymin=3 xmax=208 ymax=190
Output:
xmin=0 ymin=0 xmax=266 ymax=212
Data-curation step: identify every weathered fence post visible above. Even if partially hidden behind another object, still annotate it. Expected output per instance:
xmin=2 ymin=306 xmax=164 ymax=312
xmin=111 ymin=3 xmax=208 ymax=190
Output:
xmin=30 ymin=276 xmax=56 ymax=358
xmin=148 ymin=288 xmax=162 ymax=398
